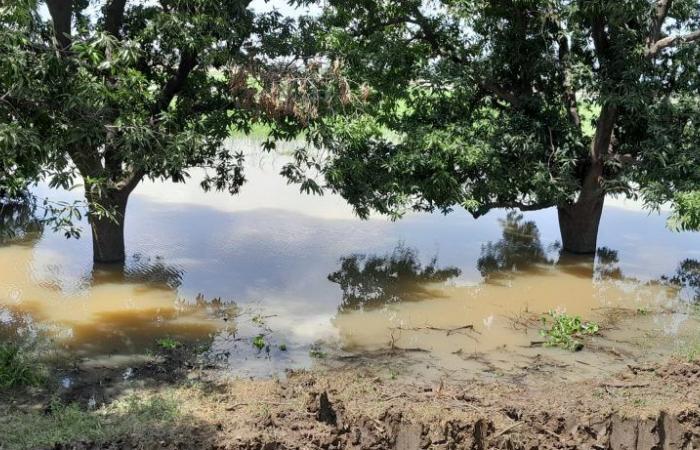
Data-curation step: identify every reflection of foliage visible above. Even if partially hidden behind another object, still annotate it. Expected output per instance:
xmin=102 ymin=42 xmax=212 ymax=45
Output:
xmin=539 ymin=311 xmax=600 ymax=352
xmin=328 ymin=245 xmax=461 ymax=312
xmin=662 ymin=259 xmax=700 ymax=303
xmin=0 ymin=196 xmax=95 ymax=242
xmin=477 ymin=212 xmax=628 ymax=281
xmin=0 ymin=200 xmax=42 ymax=244
xmin=477 ymin=211 xmax=552 ymax=278
xmin=594 ymin=247 xmax=622 ymax=280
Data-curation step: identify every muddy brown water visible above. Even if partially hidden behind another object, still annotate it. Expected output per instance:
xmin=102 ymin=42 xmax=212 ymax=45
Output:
xmin=1 ymin=140 xmax=699 ymax=383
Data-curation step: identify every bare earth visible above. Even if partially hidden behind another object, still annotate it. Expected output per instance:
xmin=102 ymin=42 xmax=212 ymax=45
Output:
xmin=34 ymin=358 xmax=700 ymax=450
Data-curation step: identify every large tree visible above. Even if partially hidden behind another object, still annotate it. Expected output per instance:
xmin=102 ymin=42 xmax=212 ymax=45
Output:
xmin=292 ymin=0 xmax=700 ymax=253
xmin=0 ymin=0 xmax=302 ymax=262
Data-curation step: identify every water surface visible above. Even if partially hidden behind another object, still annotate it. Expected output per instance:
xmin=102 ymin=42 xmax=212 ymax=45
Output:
xmin=1 ymin=140 xmax=699 ymax=381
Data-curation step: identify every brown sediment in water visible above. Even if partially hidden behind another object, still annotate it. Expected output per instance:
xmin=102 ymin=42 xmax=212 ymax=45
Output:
xmin=331 ymin=265 xmax=697 ymax=382
xmin=1 ymin=236 xmax=697 ymax=383
xmin=1 ymin=158 xmax=699 ymax=381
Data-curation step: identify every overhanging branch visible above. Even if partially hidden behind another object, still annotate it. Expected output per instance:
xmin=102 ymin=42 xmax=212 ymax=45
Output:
xmin=647 ymin=29 xmax=700 ymax=56
xmin=471 ymin=200 xmax=556 ymax=218
xmin=152 ymin=50 xmax=198 ymax=115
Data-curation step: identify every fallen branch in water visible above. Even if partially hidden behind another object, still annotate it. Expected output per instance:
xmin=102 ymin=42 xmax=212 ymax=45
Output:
xmin=389 ymin=324 xmax=476 ymax=336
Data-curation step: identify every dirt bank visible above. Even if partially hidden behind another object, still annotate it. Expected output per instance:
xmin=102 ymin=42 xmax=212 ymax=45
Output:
xmin=3 ymin=359 xmax=692 ymax=449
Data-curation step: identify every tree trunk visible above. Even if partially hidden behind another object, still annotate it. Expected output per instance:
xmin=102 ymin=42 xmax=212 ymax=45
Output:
xmin=87 ymin=190 xmax=129 ymax=263
xmin=557 ymin=192 xmax=605 ymax=254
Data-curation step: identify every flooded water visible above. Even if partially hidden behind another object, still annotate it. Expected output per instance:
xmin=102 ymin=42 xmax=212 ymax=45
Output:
xmin=1 ymin=139 xmax=699 ymax=382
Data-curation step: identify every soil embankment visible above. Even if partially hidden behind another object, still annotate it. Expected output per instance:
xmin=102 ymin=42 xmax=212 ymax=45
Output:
xmin=28 ymin=359 xmax=700 ymax=449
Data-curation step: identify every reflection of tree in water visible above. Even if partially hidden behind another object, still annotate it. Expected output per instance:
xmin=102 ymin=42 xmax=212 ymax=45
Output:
xmin=477 ymin=211 xmax=700 ymax=302
xmin=477 ymin=211 xmax=553 ymax=278
xmin=662 ymin=259 xmax=700 ymax=303
xmin=476 ymin=211 xmax=626 ymax=280
xmin=0 ymin=200 xmax=43 ymax=244
xmin=328 ymin=244 xmax=461 ymax=312
xmin=593 ymin=247 xmax=622 ymax=280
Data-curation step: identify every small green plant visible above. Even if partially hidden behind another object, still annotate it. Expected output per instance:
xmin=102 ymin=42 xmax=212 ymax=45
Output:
xmin=0 ymin=344 xmax=45 ymax=388
xmin=252 ymin=335 xmax=266 ymax=351
xmin=636 ymin=307 xmax=650 ymax=316
xmin=632 ymin=398 xmax=648 ymax=407
xmin=309 ymin=344 xmax=326 ymax=359
xmin=278 ymin=344 xmax=288 ymax=352
xmin=251 ymin=314 xmax=266 ymax=326
xmin=539 ymin=311 xmax=600 ymax=351
xmin=675 ymin=338 xmax=700 ymax=362
xmin=155 ymin=338 xmax=180 ymax=351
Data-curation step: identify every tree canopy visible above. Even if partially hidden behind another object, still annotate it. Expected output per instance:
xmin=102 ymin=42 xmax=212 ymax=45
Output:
xmin=0 ymin=0 xmax=311 ymax=261
xmin=290 ymin=0 xmax=700 ymax=252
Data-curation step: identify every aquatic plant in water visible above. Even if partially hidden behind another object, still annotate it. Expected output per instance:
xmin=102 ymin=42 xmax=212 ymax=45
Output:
xmin=539 ymin=311 xmax=600 ymax=352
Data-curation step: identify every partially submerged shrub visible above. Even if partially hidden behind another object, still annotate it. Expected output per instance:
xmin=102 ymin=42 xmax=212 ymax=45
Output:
xmin=539 ymin=311 xmax=600 ymax=351
xmin=0 ymin=344 xmax=45 ymax=388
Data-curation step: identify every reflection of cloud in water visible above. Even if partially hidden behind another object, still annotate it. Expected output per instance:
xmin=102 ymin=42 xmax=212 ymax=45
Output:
xmin=2 ymin=147 xmax=700 ymax=377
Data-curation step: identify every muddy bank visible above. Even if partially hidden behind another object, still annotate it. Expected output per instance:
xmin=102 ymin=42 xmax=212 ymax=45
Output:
xmin=14 ymin=359 xmax=696 ymax=450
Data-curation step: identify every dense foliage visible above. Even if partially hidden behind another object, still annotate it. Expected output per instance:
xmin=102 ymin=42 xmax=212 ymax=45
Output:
xmin=291 ymin=0 xmax=700 ymax=251
xmin=0 ymin=0 xmax=304 ymax=261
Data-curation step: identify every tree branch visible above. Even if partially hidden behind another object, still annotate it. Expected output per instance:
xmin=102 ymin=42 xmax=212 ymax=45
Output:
xmin=410 ymin=10 xmax=523 ymax=107
xmin=647 ymin=29 xmax=700 ymax=57
xmin=114 ymin=168 xmax=145 ymax=194
xmin=649 ymin=0 xmax=673 ymax=45
xmin=352 ymin=8 xmax=524 ymax=108
xmin=472 ymin=200 xmax=556 ymax=218
xmin=591 ymin=103 xmax=618 ymax=163
xmin=45 ymin=0 xmax=72 ymax=49
xmin=103 ymin=0 xmax=128 ymax=37
xmin=591 ymin=16 xmax=611 ymax=66
xmin=558 ymin=36 xmax=581 ymax=128
xmin=152 ymin=50 xmax=198 ymax=115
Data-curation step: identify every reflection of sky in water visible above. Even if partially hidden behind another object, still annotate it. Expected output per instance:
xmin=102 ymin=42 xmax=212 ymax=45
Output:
xmin=29 ymin=186 xmax=699 ymax=307
xmin=6 ymin=144 xmax=700 ymax=376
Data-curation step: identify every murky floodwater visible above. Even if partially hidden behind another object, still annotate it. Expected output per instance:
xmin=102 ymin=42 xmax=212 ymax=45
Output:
xmin=1 ymin=139 xmax=699 ymax=382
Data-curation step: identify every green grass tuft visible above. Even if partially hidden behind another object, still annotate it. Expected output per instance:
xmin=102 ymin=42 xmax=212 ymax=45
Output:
xmin=0 ymin=395 xmax=181 ymax=449
xmin=156 ymin=337 xmax=181 ymax=351
xmin=0 ymin=344 xmax=45 ymax=388
xmin=675 ymin=338 xmax=700 ymax=362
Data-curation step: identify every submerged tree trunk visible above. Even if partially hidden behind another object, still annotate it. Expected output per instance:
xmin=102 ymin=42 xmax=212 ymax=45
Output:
xmin=86 ymin=189 xmax=129 ymax=263
xmin=557 ymin=101 xmax=616 ymax=254
xmin=557 ymin=193 xmax=604 ymax=254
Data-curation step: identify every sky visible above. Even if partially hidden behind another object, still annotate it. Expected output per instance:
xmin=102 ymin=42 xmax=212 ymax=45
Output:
xmin=38 ymin=0 xmax=317 ymax=20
